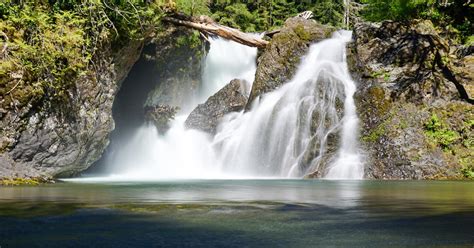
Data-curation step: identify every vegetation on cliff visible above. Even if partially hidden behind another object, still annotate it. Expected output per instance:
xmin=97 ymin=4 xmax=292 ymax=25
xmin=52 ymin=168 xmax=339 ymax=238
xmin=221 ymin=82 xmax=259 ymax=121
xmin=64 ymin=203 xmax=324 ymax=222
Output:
xmin=0 ymin=1 xmax=163 ymax=115
xmin=0 ymin=0 xmax=345 ymax=117
xmin=423 ymin=107 xmax=474 ymax=179
xmin=2 ymin=0 xmax=471 ymax=114
xmin=361 ymin=0 xmax=473 ymax=43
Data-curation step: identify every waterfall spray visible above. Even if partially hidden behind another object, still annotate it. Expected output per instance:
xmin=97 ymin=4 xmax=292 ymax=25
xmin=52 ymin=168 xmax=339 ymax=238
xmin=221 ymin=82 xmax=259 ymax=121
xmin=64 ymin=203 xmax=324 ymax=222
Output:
xmin=100 ymin=37 xmax=258 ymax=180
xmin=212 ymin=31 xmax=363 ymax=178
xmin=88 ymin=32 xmax=363 ymax=181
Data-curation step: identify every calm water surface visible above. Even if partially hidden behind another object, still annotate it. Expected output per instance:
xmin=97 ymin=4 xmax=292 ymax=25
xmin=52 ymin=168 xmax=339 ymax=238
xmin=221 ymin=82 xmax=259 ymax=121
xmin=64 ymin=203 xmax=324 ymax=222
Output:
xmin=0 ymin=180 xmax=473 ymax=247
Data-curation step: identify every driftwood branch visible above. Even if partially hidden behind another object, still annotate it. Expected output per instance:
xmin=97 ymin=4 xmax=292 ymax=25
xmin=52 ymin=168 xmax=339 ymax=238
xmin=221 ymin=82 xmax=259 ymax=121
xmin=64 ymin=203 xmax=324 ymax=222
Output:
xmin=162 ymin=14 xmax=269 ymax=48
xmin=163 ymin=11 xmax=315 ymax=48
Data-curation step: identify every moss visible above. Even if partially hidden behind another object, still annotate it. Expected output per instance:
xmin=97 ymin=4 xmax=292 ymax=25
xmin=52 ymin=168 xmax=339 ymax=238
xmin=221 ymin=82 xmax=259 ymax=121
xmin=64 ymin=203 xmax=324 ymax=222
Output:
xmin=367 ymin=86 xmax=391 ymax=116
xmin=362 ymin=122 xmax=386 ymax=142
xmin=424 ymin=114 xmax=460 ymax=151
xmin=369 ymin=69 xmax=391 ymax=82
xmin=293 ymin=24 xmax=311 ymax=41
xmin=324 ymin=27 xmax=335 ymax=38
xmin=399 ymin=118 xmax=408 ymax=129
xmin=175 ymin=31 xmax=202 ymax=49
xmin=422 ymin=104 xmax=473 ymax=178
xmin=465 ymin=35 xmax=474 ymax=46
xmin=0 ymin=1 xmax=163 ymax=113
xmin=461 ymin=165 xmax=474 ymax=179
xmin=0 ymin=177 xmax=41 ymax=186
xmin=424 ymin=113 xmax=462 ymax=151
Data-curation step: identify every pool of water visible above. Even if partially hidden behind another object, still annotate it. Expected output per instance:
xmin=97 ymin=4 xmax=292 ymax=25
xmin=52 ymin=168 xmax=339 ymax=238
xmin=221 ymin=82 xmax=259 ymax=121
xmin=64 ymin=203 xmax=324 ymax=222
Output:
xmin=1 ymin=180 xmax=473 ymax=247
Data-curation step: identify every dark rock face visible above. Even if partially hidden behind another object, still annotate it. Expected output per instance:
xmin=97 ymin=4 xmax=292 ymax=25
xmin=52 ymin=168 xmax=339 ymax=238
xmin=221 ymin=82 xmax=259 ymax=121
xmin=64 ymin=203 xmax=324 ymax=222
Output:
xmin=246 ymin=17 xmax=335 ymax=108
xmin=303 ymin=75 xmax=346 ymax=178
xmin=144 ymin=28 xmax=203 ymax=112
xmin=185 ymin=79 xmax=248 ymax=134
xmin=349 ymin=20 xmax=473 ymax=179
xmin=0 ymin=40 xmax=144 ymax=178
xmin=144 ymin=105 xmax=179 ymax=133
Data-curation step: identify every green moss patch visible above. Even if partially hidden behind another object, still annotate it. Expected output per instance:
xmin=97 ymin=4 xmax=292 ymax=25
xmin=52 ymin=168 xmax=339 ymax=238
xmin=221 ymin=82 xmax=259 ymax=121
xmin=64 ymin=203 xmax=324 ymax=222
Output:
xmin=0 ymin=2 xmax=163 ymax=112
xmin=423 ymin=104 xmax=474 ymax=179
xmin=424 ymin=114 xmax=461 ymax=151
xmin=0 ymin=177 xmax=53 ymax=186
xmin=294 ymin=24 xmax=311 ymax=41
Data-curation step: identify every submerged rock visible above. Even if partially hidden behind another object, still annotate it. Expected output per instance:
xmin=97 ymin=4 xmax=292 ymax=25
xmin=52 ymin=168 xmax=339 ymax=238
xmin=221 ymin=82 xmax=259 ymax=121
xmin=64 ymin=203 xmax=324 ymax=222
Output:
xmin=185 ymin=79 xmax=248 ymax=134
xmin=247 ymin=17 xmax=335 ymax=108
xmin=349 ymin=20 xmax=474 ymax=179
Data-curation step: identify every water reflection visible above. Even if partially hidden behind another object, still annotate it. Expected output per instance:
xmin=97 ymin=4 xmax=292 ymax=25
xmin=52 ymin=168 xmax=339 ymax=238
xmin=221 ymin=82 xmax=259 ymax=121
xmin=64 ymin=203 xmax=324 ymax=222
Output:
xmin=1 ymin=180 xmax=474 ymax=247
xmin=1 ymin=180 xmax=473 ymax=214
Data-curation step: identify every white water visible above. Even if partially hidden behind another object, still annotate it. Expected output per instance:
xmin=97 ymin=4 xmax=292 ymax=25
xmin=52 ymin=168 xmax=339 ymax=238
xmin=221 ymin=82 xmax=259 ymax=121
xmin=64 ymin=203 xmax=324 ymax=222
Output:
xmin=200 ymin=36 xmax=257 ymax=100
xmin=213 ymin=31 xmax=363 ymax=179
xmin=98 ymin=37 xmax=258 ymax=180
xmin=81 ymin=32 xmax=363 ymax=181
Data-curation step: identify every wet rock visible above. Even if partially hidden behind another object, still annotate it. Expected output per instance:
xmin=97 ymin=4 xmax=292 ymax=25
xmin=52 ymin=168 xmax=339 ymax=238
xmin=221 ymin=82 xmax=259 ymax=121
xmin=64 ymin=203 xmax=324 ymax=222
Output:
xmin=247 ymin=17 xmax=335 ymax=108
xmin=185 ymin=79 xmax=248 ymax=134
xmin=144 ymin=105 xmax=179 ymax=133
xmin=144 ymin=27 xmax=204 ymax=111
xmin=302 ymin=76 xmax=346 ymax=177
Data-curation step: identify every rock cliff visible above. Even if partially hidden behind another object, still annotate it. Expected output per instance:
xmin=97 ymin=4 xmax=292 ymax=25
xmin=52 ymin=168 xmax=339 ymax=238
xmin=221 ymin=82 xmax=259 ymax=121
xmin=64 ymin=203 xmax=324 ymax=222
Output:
xmin=349 ymin=20 xmax=473 ymax=179
xmin=0 ymin=39 xmax=144 ymax=179
xmin=0 ymin=25 xmax=203 ymax=179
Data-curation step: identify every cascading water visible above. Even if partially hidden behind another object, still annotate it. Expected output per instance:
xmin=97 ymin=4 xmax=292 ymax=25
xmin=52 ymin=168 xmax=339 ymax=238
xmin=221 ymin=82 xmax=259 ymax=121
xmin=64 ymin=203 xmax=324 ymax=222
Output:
xmin=88 ymin=31 xmax=363 ymax=181
xmin=100 ymin=37 xmax=258 ymax=180
xmin=212 ymin=31 xmax=363 ymax=179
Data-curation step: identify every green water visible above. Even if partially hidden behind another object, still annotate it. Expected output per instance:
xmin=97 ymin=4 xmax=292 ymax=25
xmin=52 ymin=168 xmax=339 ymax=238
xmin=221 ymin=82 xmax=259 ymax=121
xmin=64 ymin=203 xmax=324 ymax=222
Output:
xmin=0 ymin=180 xmax=473 ymax=247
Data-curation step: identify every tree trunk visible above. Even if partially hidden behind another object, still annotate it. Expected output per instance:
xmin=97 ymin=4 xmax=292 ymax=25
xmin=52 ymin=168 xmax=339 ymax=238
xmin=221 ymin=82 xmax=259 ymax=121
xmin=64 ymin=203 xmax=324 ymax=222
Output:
xmin=162 ymin=15 xmax=269 ymax=48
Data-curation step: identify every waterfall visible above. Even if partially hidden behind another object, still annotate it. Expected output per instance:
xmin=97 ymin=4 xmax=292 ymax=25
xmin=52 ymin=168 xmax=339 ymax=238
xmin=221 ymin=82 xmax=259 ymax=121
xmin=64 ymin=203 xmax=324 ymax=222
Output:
xmin=93 ymin=31 xmax=363 ymax=181
xmin=100 ymin=37 xmax=257 ymax=180
xmin=212 ymin=31 xmax=363 ymax=179
xmin=200 ymin=36 xmax=257 ymax=99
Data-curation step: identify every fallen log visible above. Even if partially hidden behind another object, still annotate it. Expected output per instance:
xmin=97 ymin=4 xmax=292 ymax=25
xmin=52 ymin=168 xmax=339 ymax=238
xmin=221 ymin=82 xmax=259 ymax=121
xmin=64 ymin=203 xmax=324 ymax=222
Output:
xmin=162 ymin=15 xmax=269 ymax=48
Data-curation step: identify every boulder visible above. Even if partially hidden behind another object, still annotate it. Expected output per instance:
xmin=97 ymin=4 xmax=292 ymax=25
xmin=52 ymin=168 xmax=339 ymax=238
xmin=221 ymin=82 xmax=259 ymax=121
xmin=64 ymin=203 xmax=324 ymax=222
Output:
xmin=246 ymin=17 xmax=335 ymax=108
xmin=185 ymin=79 xmax=248 ymax=134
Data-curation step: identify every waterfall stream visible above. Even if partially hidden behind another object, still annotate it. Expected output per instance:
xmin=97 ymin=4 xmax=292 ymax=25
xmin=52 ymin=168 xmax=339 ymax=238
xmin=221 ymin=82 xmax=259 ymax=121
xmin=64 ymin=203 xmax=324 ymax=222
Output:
xmin=99 ymin=37 xmax=258 ymax=180
xmin=91 ymin=32 xmax=363 ymax=181
xmin=213 ymin=31 xmax=363 ymax=179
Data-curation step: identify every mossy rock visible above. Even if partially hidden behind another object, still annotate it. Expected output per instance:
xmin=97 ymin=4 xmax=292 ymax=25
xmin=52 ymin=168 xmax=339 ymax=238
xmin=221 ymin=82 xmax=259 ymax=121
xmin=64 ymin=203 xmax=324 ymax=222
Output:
xmin=247 ymin=17 xmax=335 ymax=108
